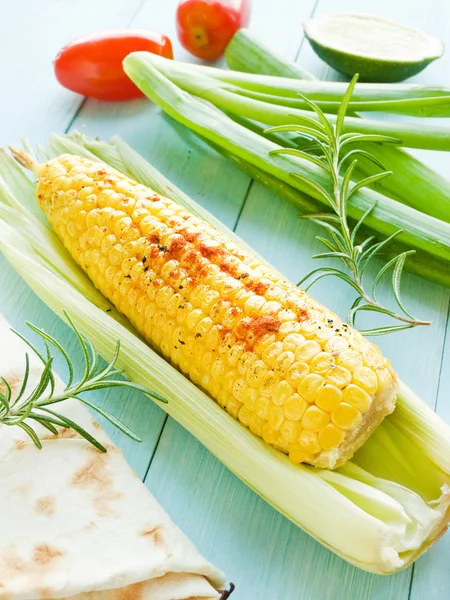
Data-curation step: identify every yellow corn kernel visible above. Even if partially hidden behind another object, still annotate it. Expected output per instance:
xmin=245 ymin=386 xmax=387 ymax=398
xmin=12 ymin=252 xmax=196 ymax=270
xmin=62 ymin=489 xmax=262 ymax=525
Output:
xmin=298 ymin=430 xmax=321 ymax=454
xmin=309 ymin=351 xmax=335 ymax=374
xmin=238 ymin=405 xmax=251 ymax=427
xmin=262 ymin=422 xmax=279 ymax=444
xmin=298 ymin=373 xmax=324 ymax=403
xmin=34 ymin=153 xmax=398 ymax=469
xmin=272 ymin=380 xmax=293 ymax=405
xmin=255 ymin=396 xmax=270 ymax=420
xmin=336 ymin=349 xmax=363 ymax=372
xmin=273 ymin=351 xmax=295 ymax=375
xmin=249 ymin=414 xmax=265 ymax=437
xmin=262 ymin=341 xmax=283 ymax=366
xmin=232 ymin=378 xmax=246 ymax=402
xmin=275 ymin=437 xmax=291 ymax=454
xmin=246 ymin=360 xmax=266 ymax=387
xmin=268 ymin=404 xmax=285 ymax=430
xmin=242 ymin=387 xmax=258 ymax=411
xmin=353 ymin=366 xmax=378 ymax=395
xmin=377 ymin=367 xmax=394 ymax=394
xmin=295 ymin=340 xmax=321 ymax=362
xmin=331 ymin=403 xmax=362 ymax=430
xmin=315 ymin=385 xmax=342 ymax=411
xmin=282 ymin=333 xmax=305 ymax=351
xmin=343 ymin=384 xmax=372 ymax=412
xmin=289 ymin=446 xmax=310 ymax=465
xmin=324 ymin=336 xmax=350 ymax=355
xmin=326 ymin=366 xmax=352 ymax=389
xmin=285 ymin=361 xmax=310 ymax=387
xmin=283 ymin=394 xmax=308 ymax=421
xmin=279 ymin=420 xmax=302 ymax=444
xmin=301 ymin=405 xmax=330 ymax=432
xmin=319 ymin=424 xmax=346 ymax=450
xmin=226 ymin=397 xmax=242 ymax=419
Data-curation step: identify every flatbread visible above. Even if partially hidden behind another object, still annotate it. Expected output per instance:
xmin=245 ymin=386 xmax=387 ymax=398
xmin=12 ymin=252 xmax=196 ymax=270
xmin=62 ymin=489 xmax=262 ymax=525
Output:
xmin=0 ymin=315 xmax=226 ymax=600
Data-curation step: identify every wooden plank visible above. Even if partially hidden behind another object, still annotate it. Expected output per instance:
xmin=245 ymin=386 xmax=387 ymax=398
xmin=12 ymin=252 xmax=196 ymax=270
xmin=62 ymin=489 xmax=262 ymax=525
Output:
xmin=0 ymin=0 xmax=145 ymax=147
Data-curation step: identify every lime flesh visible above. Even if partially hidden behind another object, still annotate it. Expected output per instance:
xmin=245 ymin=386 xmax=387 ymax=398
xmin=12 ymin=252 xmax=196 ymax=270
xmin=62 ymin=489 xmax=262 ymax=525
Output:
xmin=304 ymin=13 xmax=444 ymax=82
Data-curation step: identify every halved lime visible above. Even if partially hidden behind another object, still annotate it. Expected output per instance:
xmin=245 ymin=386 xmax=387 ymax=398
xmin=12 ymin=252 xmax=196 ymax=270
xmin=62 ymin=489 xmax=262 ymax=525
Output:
xmin=303 ymin=13 xmax=444 ymax=82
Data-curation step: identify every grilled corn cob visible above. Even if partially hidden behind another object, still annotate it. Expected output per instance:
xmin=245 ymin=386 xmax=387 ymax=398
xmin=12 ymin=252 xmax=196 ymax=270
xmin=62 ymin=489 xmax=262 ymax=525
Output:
xmin=17 ymin=151 xmax=397 ymax=468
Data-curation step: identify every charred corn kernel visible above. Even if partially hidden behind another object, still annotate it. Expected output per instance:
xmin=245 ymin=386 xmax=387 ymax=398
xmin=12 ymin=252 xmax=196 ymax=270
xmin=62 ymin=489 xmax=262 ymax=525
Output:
xmin=319 ymin=424 xmax=346 ymax=450
xmin=315 ymin=385 xmax=342 ymax=411
xmin=302 ymin=405 xmax=330 ymax=432
xmin=283 ymin=394 xmax=308 ymax=421
xmin=331 ymin=403 xmax=362 ymax=430
xmin=35 ymin=154 xmax=398 ymax=469
xmin=343 ymin=384 xmax=372 ymax=412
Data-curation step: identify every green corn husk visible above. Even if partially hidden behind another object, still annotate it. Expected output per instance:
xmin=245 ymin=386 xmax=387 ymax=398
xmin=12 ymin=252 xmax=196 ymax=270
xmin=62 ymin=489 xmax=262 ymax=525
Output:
xmin=0 ymin=133 xmax=450 ymax=574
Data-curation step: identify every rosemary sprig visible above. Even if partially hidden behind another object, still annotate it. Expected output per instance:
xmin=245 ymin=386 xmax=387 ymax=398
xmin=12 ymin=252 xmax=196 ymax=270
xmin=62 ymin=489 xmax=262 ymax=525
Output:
xmin=0 ymin=314 xmax=167 ymax=451
xmin=266 ymin=75 xmax=431 ymax=336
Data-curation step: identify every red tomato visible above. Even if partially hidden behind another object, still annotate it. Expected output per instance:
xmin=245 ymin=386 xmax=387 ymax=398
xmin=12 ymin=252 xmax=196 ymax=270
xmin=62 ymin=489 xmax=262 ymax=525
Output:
xmin=54 ymin=29 xmax=173 ymax=101
xmin=176 ymin=0 xmax=252 ymax=61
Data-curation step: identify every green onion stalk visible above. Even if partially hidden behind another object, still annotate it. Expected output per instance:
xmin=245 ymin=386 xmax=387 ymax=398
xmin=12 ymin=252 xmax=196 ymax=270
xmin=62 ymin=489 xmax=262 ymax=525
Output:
xmin=123 ymin=53 xmax=450 ymax=288
xmin=225 ymin=29 xmax=450 ymax=223
xmin=0 ymin=133 xmax=450 ymax=574
xmin=129 ymin=53 xmax=450 ymax=151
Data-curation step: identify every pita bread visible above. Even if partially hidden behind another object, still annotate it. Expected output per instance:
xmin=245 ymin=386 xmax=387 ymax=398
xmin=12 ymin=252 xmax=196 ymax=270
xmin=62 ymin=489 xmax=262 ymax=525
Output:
xmin=0 ymin=315 xmax=226 ymax=600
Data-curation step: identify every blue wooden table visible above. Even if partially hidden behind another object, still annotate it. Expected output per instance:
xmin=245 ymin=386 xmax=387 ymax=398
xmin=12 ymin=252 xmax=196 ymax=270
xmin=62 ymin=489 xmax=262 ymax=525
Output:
xmin=1 ymin=1 xmax=450 ymax=598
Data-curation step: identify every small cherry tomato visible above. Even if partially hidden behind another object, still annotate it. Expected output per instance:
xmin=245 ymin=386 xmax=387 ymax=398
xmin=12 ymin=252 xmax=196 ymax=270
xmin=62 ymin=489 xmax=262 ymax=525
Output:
xmin=54 ymin=29 xmax=173 ymax=101
xmin=176 ymin=0 xmax=252 ymax=61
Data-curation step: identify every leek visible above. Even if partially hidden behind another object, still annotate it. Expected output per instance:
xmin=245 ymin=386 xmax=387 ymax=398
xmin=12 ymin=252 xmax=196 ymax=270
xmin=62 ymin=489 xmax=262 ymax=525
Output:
xmin=225 ymin=29 xmax=450 ymax=223
xmin=0 ymin=133 xmax=449 ymax=574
